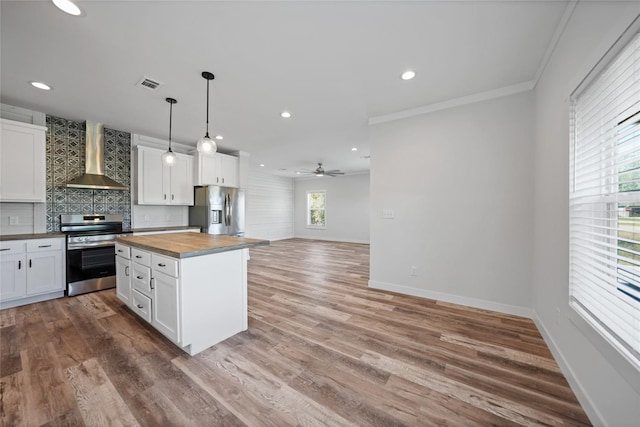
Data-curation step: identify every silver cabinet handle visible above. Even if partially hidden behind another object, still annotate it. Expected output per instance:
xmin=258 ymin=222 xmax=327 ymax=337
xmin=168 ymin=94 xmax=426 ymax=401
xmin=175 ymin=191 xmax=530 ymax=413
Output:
xmin=150 ymin=278 xmax=155 ymax=290
xmin=125 ymin=266 xmax=129 ymax=276
xmin=38 ymin=245 xmax=52 ymax=248
xmin=136 ymin=304 xmax=143 ymax=309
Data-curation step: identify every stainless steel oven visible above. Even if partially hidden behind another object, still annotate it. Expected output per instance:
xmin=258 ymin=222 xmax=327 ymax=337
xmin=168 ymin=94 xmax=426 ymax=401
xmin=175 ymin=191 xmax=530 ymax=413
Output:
xmin=61 ymin=214 xmax=131 ymax=296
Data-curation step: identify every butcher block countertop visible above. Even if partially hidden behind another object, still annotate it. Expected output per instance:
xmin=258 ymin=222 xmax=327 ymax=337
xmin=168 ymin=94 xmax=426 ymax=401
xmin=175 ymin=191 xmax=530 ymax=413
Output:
xmin=115 ymin=232 xmax=269 ymax=259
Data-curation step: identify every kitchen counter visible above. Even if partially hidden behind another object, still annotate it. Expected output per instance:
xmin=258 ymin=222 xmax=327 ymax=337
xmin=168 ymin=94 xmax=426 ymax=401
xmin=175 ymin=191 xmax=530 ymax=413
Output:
xmin=115 ymin=232 xmax=269 ymax=259
xmin=126 ymin=225 xmax=201 ymax=234
xmin=115 ymin=232 xmax=268 ymax=356
xmin=0 ymin=232 xmax=65 ymax=241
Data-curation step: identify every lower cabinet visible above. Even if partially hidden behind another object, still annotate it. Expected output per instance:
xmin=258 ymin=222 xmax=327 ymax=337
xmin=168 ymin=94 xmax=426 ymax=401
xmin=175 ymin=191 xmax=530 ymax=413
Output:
xmin=115 ymin=242 xmax=248 ymax=355
xmin=0 ymin=238 xmax=65 ymax=308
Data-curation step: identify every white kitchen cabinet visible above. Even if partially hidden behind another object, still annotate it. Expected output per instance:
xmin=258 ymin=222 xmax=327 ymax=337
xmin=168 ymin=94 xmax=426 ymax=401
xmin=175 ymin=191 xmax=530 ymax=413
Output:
xmin=194 ymin=152 xmax=239 ymax=188
xmin=115 ymin=240 xmax=249 ymax=355
xmin=135 ymin=145 xmax=194 ymax=205
xmin=0 ymin=119 xmax=47 ymax=202
xmin=115 ymin=245 xmax=131 ymax=305
xmin=0 ymin=237 xmax=65 ymax=309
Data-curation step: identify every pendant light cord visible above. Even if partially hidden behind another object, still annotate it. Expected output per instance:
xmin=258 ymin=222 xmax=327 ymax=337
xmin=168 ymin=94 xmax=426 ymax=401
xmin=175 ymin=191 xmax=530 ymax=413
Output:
xmin=205 ymin=78 xmax=210 ymax=138
xmin=169 ymin=100 xmax=173 ymax=151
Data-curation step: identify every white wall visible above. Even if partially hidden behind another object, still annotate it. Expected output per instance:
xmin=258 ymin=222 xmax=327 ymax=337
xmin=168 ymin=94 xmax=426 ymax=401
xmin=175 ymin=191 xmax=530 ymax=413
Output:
xmin=245 ymin=169 xmax=294 ymax=241
xmin=294 ymin=172 xmax=370 ymax=244
xmin=532 ymin=2 xmax=640 ymax=425
xmin=369 ymin=91 xmax=534 ymax=316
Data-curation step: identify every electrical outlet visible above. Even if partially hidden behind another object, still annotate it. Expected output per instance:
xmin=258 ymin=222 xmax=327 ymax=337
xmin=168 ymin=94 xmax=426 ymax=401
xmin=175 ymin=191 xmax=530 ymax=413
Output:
xmin=411 ymin=266 xmax=417 ymax=276
xmin=9 ymin=216 xmax=19 ymax=225
xmin=383 ymin=209 xmax=395 ymax=219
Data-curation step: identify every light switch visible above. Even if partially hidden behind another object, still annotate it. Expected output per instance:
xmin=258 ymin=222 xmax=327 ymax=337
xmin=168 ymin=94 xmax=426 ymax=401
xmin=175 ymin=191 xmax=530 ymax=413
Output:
xmin=9 ymin=216 xmax=19 ymax=225
xmin=382 ymin=209 xmax=394 ymax=219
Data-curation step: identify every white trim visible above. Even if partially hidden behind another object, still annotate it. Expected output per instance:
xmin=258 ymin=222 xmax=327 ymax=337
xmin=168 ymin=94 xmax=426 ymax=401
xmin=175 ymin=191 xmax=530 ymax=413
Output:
xmin=368 ymin=280 xmax=533 ymax=318
xmin=532 ymin=311 xmax=605 ymax=427
xmin=368 ymin=81 xmax=534 ymax=125
xmin=292 ymin=235 xmax=369 ymax=245
xmin=0 ymin=291 xmax=65 ymax=310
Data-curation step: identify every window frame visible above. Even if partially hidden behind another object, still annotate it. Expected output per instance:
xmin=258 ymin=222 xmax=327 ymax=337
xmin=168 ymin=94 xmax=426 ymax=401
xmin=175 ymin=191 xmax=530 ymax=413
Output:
xmin=306 ymin=190 xmax=326 ymax=229
xmin=569 ymin=22 xmax=640 ymax=373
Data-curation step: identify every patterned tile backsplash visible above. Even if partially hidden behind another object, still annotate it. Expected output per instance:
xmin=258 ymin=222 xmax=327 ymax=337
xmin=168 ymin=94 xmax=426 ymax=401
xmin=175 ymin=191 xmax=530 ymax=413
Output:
xmin=46 ymin=116 xmax=131 ymax=231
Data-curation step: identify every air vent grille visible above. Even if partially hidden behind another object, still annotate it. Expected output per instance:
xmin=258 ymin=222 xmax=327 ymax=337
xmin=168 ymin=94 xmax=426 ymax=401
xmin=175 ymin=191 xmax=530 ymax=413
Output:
xmin=136 ymin=77 xmax=163 ymax=91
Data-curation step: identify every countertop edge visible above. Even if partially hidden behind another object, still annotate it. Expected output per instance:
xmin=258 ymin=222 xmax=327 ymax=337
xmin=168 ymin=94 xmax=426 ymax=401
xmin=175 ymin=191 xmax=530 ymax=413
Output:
xmin=116 ymin=236 xmax=269 ymax=259
xmin=0 ymin=233 xmax=65 ymax=241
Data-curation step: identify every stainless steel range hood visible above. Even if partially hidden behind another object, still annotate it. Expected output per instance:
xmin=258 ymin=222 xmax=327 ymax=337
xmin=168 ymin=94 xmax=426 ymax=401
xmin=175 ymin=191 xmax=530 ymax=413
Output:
xmin=66 ymin=121 xmax=128 ymax=190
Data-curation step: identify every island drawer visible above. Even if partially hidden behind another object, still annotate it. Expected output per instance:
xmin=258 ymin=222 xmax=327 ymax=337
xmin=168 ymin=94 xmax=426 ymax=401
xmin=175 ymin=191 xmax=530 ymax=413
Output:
xmin=0 ymin=240 xmax=26 ymax=254
xmin=131 ymin=263 xmax=152 ymax=297
xmin=115 ymin=243 xmax=130 ymax=259
xmin=131 ymin=290 xmax=152 ymax=323
xmin=132 ymin=248 xmax=151 ymax=266
xmin=152 ymin=253 xmax=178 ymax=278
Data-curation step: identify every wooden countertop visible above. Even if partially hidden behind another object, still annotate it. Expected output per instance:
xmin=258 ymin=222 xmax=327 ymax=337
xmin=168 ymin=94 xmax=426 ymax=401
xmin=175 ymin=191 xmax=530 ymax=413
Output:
xmin=0 ymin=232 xmax=65 ymax=241
xmin=115 ymin=232 xmax=269 ymax=259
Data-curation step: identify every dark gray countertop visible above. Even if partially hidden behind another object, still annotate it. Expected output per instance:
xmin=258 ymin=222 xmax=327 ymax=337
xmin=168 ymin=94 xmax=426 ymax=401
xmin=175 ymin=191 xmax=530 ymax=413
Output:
xmin=0 ymin=232 xmax=65 ymax=241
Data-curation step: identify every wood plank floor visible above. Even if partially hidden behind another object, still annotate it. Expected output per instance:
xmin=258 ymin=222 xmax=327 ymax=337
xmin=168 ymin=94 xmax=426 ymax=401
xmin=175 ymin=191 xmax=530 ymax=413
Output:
xmin=0 ymin=238 xmax=590 ymax=426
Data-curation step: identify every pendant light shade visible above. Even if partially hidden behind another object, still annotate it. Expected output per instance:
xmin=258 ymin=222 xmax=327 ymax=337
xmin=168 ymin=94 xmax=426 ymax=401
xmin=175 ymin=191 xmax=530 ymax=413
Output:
xmin=196 ymin=71 xmax=217 ymax=155
xmin=162 ymin=97 xmax=178 ymax=167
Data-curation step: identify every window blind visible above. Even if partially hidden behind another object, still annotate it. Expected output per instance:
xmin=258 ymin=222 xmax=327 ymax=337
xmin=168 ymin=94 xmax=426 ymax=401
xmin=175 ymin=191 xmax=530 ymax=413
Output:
xmin=570 ymin=30 xmax=640 ymax=370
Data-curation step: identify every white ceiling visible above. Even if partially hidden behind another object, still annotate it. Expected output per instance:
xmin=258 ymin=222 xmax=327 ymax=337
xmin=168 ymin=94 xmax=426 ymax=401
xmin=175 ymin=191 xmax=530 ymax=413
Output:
xmin=1 ymin=0 xmax=569 ymax=177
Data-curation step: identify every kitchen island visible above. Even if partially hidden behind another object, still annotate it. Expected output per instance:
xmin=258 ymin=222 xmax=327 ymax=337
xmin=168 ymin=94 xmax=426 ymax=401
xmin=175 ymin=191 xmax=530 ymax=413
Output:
xmin=115 ymin=232 xmax=268 ymax=355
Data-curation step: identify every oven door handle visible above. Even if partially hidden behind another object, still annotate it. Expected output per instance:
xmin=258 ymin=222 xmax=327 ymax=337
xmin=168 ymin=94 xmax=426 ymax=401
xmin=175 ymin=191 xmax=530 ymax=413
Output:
xmin=67 ymin=241 xmax=117 ymax=250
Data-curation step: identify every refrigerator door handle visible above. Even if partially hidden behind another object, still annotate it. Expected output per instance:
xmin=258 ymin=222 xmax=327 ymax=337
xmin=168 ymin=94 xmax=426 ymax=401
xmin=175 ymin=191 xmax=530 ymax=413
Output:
xmin=225 ymin=193 xmax=232 ymax=225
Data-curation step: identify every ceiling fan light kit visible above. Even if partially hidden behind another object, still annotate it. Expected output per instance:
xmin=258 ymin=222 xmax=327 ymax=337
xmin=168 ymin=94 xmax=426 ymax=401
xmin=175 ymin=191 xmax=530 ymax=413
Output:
xmin=297 ymin=163 xmax=345 ymax=177
xmin=196 ymin=71 xmax=218 ymax=155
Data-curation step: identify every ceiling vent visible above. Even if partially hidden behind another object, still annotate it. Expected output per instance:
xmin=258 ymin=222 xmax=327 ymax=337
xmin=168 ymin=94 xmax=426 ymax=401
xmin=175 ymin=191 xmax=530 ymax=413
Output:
xmin=136 ymin=77 xmax=163 ymax=91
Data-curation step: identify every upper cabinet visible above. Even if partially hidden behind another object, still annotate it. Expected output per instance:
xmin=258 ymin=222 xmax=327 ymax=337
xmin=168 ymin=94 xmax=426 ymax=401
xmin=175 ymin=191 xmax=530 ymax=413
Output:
xmin=0 ymin=119 xmax=46 ymax=202
xmin=135 ymin=145 xmax=194 ymax=205
xmin=194 ymin=152 xmax=239 ymax=188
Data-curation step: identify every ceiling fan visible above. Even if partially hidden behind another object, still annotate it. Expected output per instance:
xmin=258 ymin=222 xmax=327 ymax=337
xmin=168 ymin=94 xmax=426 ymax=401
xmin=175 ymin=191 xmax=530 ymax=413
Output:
xmin=296 ymin=163 xmax=345 ymax=177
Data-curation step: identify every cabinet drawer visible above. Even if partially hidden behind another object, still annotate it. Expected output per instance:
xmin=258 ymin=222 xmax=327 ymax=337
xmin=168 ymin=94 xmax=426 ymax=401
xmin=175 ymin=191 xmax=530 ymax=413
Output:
xmin=131 ymin=248 xmax=150 ymax=266
xmin=115 ymin=243 xmax=130 ymax=259
xmin=26 ymin=238 xmax=63 ymax=252
xmin=131 ymin=263 xmax=152 ymax=297
xmin=131 ymin=290 xmax=152 ymax=323
xmin=152 ymin=253 xmax=179 ymax=278
xmin=0 ymin=240 xmax=26 ymax=254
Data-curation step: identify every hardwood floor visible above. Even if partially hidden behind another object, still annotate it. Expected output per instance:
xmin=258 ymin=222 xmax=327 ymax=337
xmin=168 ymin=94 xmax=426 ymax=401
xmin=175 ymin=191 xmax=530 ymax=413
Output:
xmin=0 ymin=238 xmax=590 ymax=426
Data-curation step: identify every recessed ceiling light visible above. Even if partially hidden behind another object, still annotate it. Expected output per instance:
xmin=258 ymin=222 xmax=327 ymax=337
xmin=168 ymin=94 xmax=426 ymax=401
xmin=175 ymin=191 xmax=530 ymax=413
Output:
xmin=31 ymin=81 xmax=52 ymax=91
xmin=259 ymin=164 xmax=265 ymax=167
xmin=214 ymin=135 xmax=223 ymax=140
xmin=281 ymin=111 xmax=291 ymax=119
xmin=351 ymin=147 xmax=358 ymax=152
xmin=401 ymin=70 xmax=416 ymax=80
xmin=52 ymin=0 xmax=81 ymax=16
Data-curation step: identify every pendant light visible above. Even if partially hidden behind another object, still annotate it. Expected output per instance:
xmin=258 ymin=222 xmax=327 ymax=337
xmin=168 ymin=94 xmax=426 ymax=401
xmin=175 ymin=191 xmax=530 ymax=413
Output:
xmin=196 ymin=71 xmax=217 ymax=155
xmin=162 ymin=97 xmax=178 ymax=166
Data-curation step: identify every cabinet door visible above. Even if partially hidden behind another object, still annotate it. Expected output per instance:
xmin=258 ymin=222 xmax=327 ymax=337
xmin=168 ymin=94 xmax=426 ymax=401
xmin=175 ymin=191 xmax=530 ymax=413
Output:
xmin=219 ymin=154 xmax=239 ymax=188
xmin=194 ymin=154 xmax=218 ymax=186
xmin=116 ymin=256 xmax=131 ymax=306
xmin=170 ymin=154 xmax=194 ymax=205
xmin=137 ymin=146 xmax=169 ymax=205
xmin=0 ymin=254 xmax=27 ymax=301
xmin=26 ymin=251 xmax=63 ymax=295
xmin=152 ymin=270 xmax=180 ymax=343
xmin=0 ymin=120 xmax=46 ymax=202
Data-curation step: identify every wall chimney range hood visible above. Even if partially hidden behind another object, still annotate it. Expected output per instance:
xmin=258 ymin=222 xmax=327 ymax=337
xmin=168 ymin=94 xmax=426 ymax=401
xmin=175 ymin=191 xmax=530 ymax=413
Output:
xmin=66 ymin=121 xmax=128 ymax=191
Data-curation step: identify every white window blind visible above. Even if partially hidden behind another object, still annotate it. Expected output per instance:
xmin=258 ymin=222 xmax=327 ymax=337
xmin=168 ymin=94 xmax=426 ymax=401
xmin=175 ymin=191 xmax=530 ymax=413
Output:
xmin=570 ymin=30 xmax=640 ymax=370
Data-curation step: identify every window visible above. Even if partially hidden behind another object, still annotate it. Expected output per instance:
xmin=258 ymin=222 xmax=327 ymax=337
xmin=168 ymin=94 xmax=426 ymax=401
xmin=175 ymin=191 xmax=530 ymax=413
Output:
xmin=306 ymin=191 xmax=326 ymax=228
xmin=569 ymin=29 xmax=640 ymax=369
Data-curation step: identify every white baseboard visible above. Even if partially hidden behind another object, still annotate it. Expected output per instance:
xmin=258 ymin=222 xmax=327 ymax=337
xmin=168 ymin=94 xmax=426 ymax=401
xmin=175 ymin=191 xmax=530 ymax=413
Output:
xmin=0 ymin=290 xmax=65 ymax=310
xmin=293 ymin=235 xmax=370 ymax=244
xmin=368 ymin=280 xmax=533 ymax=318
xmin=532 ymin=311 xmax=604 ymax=426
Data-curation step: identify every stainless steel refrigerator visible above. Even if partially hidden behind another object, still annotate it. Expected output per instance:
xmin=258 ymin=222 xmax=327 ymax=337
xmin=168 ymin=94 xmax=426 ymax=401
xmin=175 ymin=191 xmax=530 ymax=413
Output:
xmin=189 ymin=186 xmax=245 ymax=236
